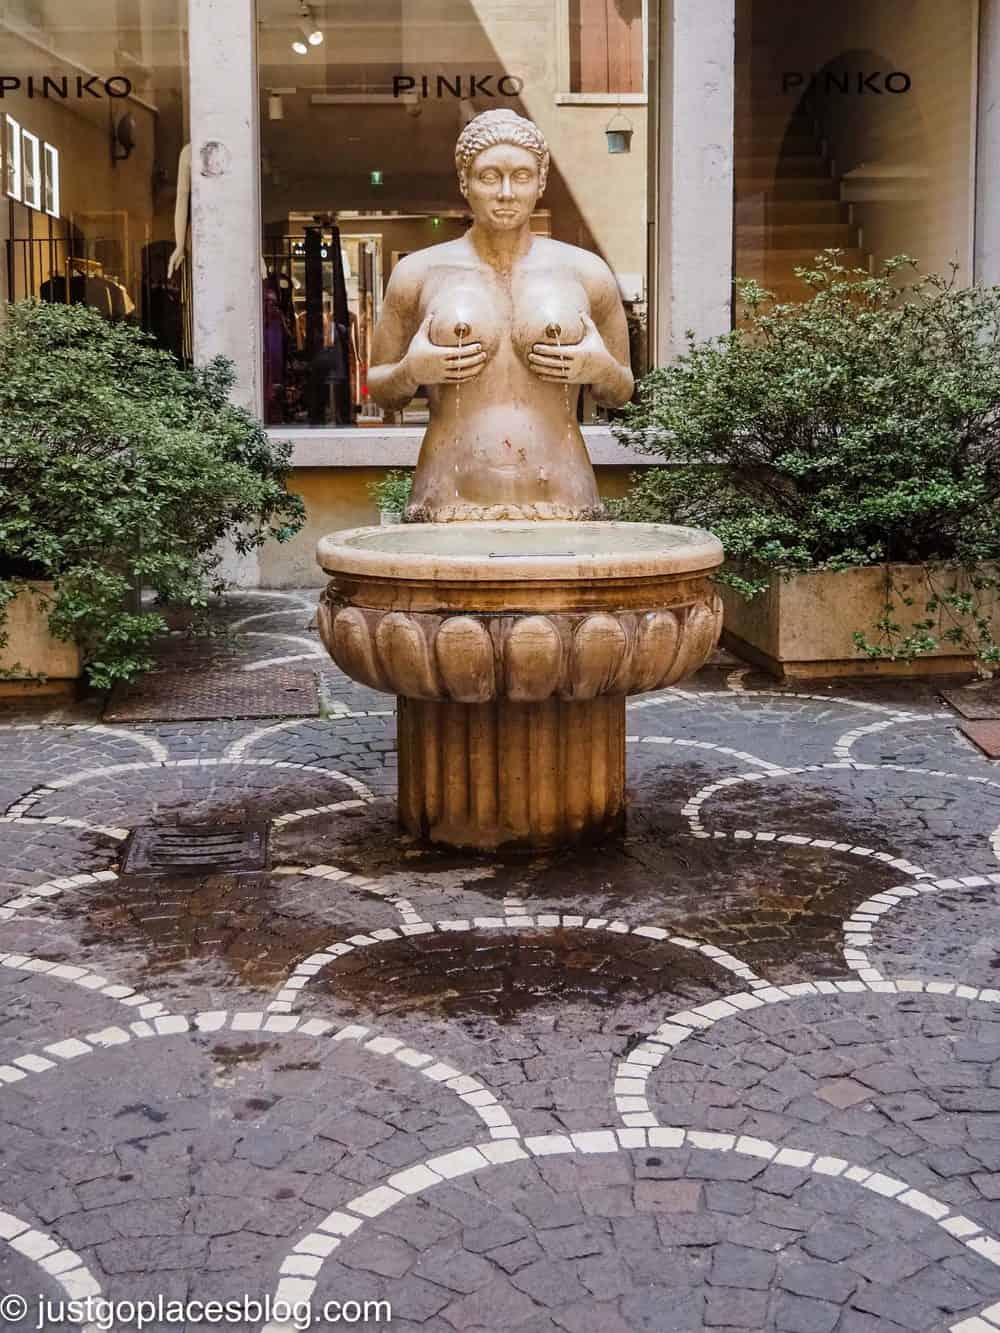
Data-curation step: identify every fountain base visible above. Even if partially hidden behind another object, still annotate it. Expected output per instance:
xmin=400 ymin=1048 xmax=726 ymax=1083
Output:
xmin=397 ymin=695 xmax=625 ymax=848
xmin=316 ymin=521 xmax=724 ymax=852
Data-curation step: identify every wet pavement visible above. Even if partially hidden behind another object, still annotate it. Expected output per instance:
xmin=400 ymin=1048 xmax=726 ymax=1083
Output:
xmin=2 ymin=592 xmax=1000 ymax=1331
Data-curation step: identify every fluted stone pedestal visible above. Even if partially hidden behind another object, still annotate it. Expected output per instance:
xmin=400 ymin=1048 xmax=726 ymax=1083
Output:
xmin=398 ymin=695 xmax=625 ymax=848
xmin=316 ymin=522 xmax=724 ymax=852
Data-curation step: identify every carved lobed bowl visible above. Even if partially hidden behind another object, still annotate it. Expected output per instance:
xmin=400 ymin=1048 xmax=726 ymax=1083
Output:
xmin=316 ymin=522 xmax=725 ymax=704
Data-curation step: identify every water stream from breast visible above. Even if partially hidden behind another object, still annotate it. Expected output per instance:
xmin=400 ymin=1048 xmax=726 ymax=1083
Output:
xmin=453 ymin=322 xmax=469 ymax=501
xmin=453 ymin=321 xmax=469 ymax=499
xmin=546 ymin=323 xmax=573 ymax=453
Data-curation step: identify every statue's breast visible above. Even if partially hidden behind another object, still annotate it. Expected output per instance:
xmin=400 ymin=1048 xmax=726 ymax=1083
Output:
xmin=425 ymin=279 xmax=504 ymax=357
xmin=510 ymin=271 xmax=590 ymax=359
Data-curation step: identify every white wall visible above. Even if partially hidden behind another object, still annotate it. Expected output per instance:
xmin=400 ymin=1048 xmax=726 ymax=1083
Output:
xmin=977 ymin=0 xmax=1000 ymax=282
xmin=654 ymin=0 xmax=735 ymax=360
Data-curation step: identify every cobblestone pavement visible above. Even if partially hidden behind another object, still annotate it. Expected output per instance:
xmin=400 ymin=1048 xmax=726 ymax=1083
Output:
xmin=2 ymin=592 xmax=1000 ymax=1331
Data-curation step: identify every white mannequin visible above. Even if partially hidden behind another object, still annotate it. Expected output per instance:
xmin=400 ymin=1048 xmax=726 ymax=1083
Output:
xmin=167 ymin=141 xmax=267 ymax=281
xmin=167 ymin=142 xmax=191 ymax=279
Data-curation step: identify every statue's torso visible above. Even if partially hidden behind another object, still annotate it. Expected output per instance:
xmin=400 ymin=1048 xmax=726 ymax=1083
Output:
xmin=406 ymin=239 xmax=603 ymax=522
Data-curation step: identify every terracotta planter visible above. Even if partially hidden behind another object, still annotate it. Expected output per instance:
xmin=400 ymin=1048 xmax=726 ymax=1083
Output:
xmin=720 ymin=564 xmax=1000 ymax=679
xmin=0 ymin=581 xmax=82 ymax=696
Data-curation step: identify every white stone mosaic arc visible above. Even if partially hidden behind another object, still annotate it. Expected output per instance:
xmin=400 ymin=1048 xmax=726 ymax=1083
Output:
xmin=842 ymin=872 xmax=1000 ymax=981
xmin=0 ymin=951 xmax=177 ymax=1020
xmin=270 ymin=861 xmax=424 ymax=926
xmin=227 ymin=607 xmax=314 ymax=634
xmin=259 ymin=1125 xmax=1000 ymax=1333
xmin=991 ymin=822 xmax=1000 ymax=866
xmin=631 ymin=685 xmax=953 ymax=721
xmin=833 ymin=717 xmax=916 ymax=761
xmin=4 ymin=757 xmax=377 ymax=819
xmin=265 ymin=915 xmax=768 ymax=1017
xmin=0 ymin=1010 xmax=520 ymax=1142
xmin=225 ymin=588 xmax=317 ymax=614
xmin=694 ymin=826 xmax=931 ymax=878
xmin=267 ymin=797 xmax=370 ymax=830
xmin=243 ymin=653 xmax=325 ymax=672
xmin=626 ymin=733 xmax=788 ymax=772
xmin=0 ymin=1201 xmax=104 ymax=1327
xmin=683 ymin=757 xmax=1000 ymax=853
xmin=953 ymin=1299 xmax=1000 ymax=1332
xmin=613 ymin=976 xmax=1000 ymax=1130
xmin=244 ymin=630 xmax=325 ymax=655
xmin=0 ymin=813 xmax=129 ymax=840
xmin=0 ymin=721 xmax=169 ymax=764
xmin=0 ymin=868 xmax=119 ymax=918
xmin=225 ymin=714 xmax=394 ymax=763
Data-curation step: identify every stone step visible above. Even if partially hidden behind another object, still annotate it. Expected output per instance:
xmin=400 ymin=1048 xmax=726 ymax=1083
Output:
xmin=736 ymin=156 xmax=831 ymax=178
xmin=737 ymin=178 xmax=841 ymax=200
xmin=734 ymin=198 xmax=849 ymax=224
xmin=734 ymin=246 xmax=868 ymax=273
xmin=736 ymin=112 xmax=819 ymax=131
xmin=736 ymin=222 xmax=859 ymax=247
xmin=734 ymin=134 xmax=822 ymax=154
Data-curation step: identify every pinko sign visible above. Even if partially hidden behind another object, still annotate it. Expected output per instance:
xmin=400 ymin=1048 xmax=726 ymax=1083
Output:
xmin=782 ymin=70 xmax=912 ymax=94
xmin=0 ymin=74 xmax=133 ymax=99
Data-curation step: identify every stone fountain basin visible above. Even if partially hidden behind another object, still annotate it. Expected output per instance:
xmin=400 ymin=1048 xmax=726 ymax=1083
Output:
xmin=316 ymin=521 xmax=724 ymax=703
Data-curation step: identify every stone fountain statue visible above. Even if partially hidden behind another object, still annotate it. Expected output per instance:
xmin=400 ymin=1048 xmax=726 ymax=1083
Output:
xmin=317 ymin=110 xmax=724 ymax=850
xmin=368 ymin=110 xmax=633 ymax=522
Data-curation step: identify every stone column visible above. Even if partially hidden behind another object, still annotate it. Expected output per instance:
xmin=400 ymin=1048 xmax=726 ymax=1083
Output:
xmin=188 ymin=0 xmax=263 ymax=586
xmin=977 ymin=0 xmax=1000 ymax=284
xmin=654 ymin=0 xmax=735 ymax=362
xmin=397 ymin=696 xmax=627 ymax=849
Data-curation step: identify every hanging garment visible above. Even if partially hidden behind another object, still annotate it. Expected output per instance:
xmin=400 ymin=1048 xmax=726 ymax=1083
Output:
xmin=263 ymin=277 xmax=289 ymax=424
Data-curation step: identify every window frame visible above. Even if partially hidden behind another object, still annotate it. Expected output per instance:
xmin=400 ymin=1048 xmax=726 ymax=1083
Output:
xmin=21 ymin=127 xmax=40 ymax=210
xmin=4 ymin=114 xmax=22 ymax=202
xmin=43 ymin=141 xmax=59 ymax=218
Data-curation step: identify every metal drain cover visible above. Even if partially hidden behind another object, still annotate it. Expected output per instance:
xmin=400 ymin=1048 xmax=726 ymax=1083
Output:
xmin=103 ymin=666 xmax=319 ymax=723
xmin=123 ymin=823 xmax=270 ymax=877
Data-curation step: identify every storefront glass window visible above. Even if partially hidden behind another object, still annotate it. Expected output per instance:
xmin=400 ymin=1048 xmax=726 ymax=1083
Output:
xmin=734 ymin=0 xmax=977 ymax=320
xmin=0 ymin=0 xmax=191 ymax=361
xmin=257 ymin=0 xmax=649 ymax=429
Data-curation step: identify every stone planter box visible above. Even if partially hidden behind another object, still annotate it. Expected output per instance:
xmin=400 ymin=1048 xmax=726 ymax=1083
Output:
xmin=0 ymin=581 xmax=82 ymax=696
xmin=719 ymin=564 xmax=1000 ymax=679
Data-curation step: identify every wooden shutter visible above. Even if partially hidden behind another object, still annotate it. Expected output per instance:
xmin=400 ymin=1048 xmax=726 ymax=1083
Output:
xmin=570 ymin=0 xmax=643 ymax=94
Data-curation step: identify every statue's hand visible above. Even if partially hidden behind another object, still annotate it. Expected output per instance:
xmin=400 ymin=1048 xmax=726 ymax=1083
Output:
xmin=404 ymin=313 xmax=486 ymax=386
xmin=528 ymin=313 xmax=615 ymax=385
xmin=167 ymin=246 xmax=186 ymax=278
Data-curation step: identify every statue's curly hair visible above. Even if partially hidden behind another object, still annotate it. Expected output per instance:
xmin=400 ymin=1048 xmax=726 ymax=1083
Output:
xmin=455 ymin=110 xmax=549 ymax=194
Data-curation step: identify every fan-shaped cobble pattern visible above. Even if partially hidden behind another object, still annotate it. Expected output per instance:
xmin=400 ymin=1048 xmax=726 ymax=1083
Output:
xmin=0 ymin=591 xmax=998 ymax=1332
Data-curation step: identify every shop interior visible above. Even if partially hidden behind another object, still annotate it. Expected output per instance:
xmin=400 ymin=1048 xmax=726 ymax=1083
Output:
xmin=0 ymin=1 xmax=190 ymax=360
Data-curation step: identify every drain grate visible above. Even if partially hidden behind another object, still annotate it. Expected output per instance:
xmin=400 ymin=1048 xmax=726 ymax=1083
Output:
xmin=123 ymin=823 xmax=270 ymax=877
xmin=103 ymin=666 xmax=319 ymax=723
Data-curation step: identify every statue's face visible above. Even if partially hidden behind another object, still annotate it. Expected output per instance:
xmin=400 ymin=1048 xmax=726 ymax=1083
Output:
xmin=463 ymin=143 xmax=541 ymax=230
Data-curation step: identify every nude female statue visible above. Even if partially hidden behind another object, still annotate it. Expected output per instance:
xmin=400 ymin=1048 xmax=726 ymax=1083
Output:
xmin=368 ymin=109 xmax=635 ymax=521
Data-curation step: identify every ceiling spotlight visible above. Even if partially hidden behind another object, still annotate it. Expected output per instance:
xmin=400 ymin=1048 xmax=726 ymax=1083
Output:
xmin=293 ymin=2 xmax=322 ymax=49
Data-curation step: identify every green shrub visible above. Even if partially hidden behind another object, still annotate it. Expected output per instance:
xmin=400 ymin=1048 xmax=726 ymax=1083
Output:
xmin=368 ymin=469 xmax=413 ymax=515
xmin=0 ymin=300 xmax=304 ymax=687
xmin=611 ymin=252 xmax=1000 ymax=663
